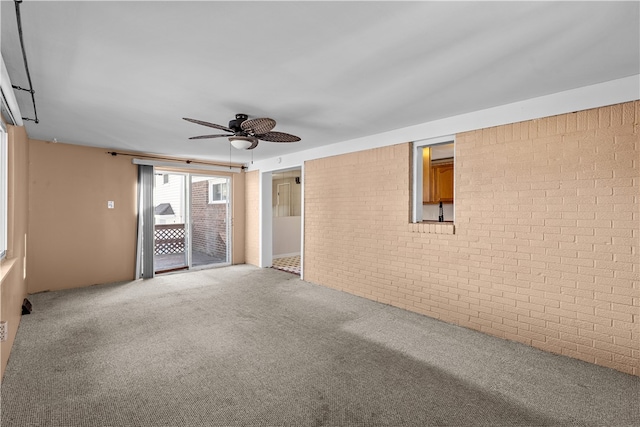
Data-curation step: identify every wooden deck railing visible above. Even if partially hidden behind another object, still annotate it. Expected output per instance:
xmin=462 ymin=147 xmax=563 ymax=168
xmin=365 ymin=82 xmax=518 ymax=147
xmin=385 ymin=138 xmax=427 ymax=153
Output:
xmin=154 ymin=224 xmax=185 ymax=255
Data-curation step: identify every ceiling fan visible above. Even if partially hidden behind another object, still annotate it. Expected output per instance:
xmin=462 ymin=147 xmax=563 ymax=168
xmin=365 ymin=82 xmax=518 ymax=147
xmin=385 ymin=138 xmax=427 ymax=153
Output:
xmin=183 ymin=113 xmax=300 ymax=150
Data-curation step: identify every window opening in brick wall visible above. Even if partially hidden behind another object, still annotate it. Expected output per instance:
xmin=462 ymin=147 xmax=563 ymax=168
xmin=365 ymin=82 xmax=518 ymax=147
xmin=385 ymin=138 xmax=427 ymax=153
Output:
xmin=412 ymin=136 xmax=455 ymax=225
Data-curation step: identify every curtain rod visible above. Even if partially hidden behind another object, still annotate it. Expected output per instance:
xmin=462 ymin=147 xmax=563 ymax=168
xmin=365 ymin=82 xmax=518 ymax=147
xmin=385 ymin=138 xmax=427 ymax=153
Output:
xmin=105 ymin=150 xmax=245 ymax=173
xmin=132 ymin=158 xmax=243 ymax=174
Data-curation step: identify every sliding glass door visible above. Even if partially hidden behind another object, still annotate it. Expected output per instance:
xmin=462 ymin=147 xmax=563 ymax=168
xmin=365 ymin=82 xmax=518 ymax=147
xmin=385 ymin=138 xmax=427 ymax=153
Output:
xmin=153 ymin=171 xmax=230 ymax=274
xmin=190 ymin=175 xmax=231 ymax=268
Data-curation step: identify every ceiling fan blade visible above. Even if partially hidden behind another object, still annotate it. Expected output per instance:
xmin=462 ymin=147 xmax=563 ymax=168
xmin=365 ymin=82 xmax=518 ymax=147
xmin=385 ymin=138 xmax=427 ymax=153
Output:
xmin=241 ymin=117 xmax=276 ymax=134
xmin=188 ymin=134 xmax=231 ymax=140
xmin=257 ymin=131 xmax=301 ymax=143
xmin=183 ymin=117 xmax=233 ymax=133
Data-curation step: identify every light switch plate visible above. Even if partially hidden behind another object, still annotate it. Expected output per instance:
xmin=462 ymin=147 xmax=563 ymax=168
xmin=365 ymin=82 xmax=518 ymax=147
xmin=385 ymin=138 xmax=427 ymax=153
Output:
xmin=107 ymin=201 xmax=115 ymax=209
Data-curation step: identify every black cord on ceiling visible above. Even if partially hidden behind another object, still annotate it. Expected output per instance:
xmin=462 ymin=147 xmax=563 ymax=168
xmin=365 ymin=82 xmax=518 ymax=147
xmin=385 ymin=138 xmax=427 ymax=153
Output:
xmin=11 ymin=0 xmax=39 ymax=124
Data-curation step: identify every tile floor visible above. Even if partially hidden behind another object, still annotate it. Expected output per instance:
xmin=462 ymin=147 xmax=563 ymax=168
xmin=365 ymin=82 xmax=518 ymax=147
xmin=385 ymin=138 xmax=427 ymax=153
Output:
xmin=272 ymin=255 xmax=300 ymax=275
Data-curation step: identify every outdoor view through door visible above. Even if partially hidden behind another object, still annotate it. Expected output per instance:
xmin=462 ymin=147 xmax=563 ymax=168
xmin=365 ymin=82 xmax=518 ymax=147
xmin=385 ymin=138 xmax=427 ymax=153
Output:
xmin=154 ymin=172 xmax=231 ymax=274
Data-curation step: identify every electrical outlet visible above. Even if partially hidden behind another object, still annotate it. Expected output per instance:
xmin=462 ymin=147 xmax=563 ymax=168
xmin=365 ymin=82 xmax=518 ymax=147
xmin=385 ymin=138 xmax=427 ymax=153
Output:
xmin=107 ymin=201 xmax=115 ymax=209
xmin=0 ymin=321 xmax=7 ymax=342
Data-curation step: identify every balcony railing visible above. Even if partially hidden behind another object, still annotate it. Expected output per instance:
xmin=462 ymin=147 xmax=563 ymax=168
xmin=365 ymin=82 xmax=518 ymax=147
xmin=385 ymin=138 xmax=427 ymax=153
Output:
xmin=154 ymin=224 xmax=185 ymax=255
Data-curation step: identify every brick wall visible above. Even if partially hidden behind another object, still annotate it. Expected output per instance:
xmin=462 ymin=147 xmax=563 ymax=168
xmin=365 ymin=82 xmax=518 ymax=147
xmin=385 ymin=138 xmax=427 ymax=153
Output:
xmin=304 ymin=101 xmax=639 ymax=375
xmin=245 ymin=170 xmax=260 ymax=266
xmin=191 ymin=180 xmax=228 ymax=259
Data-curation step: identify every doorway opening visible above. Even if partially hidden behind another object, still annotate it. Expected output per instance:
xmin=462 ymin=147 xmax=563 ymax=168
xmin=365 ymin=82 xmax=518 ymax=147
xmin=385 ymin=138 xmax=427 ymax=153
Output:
xmin=153 ymin=171 xmax=231 ymax=274
xmin=271 ymin=168 xmax=302 ymax=275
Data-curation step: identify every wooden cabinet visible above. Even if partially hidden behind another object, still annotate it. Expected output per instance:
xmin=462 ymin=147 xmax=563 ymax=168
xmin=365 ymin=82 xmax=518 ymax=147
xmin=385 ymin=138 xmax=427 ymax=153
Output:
xmin=430 ymin=162 xmax=454 ymax=203
xmin=423 ymin=159 xmax=454 ymax=204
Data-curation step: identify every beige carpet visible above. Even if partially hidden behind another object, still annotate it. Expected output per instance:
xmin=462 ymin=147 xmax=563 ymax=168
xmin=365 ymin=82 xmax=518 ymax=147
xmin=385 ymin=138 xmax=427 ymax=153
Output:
xmin=2 ymin=265 xmax=639 ymax=426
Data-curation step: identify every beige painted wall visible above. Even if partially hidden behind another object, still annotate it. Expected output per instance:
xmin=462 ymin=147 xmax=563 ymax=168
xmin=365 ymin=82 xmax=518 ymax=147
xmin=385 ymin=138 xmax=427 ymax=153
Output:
xmin=232 ymin=170 xmax=246 ymax=265
xmin=28 ymin=140 xmax=138 ymax=293
xmin=245 ymin=170 xmax=260 ymax=266
xmin=304 ymin=101 xmax=639 ymax=375
xmin=1 ymin=125 xmax=29 ymax=378
xmin=28 ymin=144 xmax=249 ymax=292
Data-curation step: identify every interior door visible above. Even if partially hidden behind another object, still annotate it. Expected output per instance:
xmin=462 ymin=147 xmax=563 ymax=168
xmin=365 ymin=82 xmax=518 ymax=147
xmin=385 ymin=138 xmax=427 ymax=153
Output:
xmin=276 ymin=182 xmax=291 ymax=217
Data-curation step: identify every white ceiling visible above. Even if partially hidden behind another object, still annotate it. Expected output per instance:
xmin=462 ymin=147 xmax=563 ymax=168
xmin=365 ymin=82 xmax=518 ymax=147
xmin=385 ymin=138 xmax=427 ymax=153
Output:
xmin=1 ymin=1 xmax=638 ymax=165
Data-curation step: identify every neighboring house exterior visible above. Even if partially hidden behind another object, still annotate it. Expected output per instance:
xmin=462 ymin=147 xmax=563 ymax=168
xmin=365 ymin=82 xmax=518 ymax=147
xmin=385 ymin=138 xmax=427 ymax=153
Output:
xmin=191 ymin=179 xmax=228 ymax=261
xmin=154 ymin=174 xmax=185 ymax=224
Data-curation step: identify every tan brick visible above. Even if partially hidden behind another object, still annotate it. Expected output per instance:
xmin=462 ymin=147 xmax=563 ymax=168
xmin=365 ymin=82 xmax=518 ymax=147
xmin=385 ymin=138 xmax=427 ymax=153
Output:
xmin=613 ymin=354 xmax=640 ymax=370
xmin=595 ymin=340 xmax=633 ymax=357
xmin=546 ymin=337 xmax=578 ymax=351
xmin=576 ymin=344 xmax=614 ymax=361
xmin=596 ymin=359 xmax=635 ymax=375
xmin=614 ymin=336 xmax=640 ymax=351
xmin=560 ymin=332 xmax=594 ymax=347
xmin=610 ymin=303 xmax=640 ymax=316
xmin=300 ymin=102 xmax=640 ymax=376
xmin=562 ymin=348 xmax=597 ymax=364
xmin=594 ymin=324 xmax=633 ymax=340
xmin=594 ymin=292 xmax=634 ymax=306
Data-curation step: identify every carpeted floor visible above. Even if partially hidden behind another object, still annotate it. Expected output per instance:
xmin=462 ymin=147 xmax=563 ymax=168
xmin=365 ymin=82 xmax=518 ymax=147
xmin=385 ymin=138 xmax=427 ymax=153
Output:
xmin=1 ymin=265 xmax=639 ymax=426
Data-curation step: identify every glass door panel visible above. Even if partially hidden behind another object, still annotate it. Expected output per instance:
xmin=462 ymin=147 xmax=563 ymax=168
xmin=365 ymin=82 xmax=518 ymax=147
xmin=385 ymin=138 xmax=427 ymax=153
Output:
xmin=190 ymin=175 xmax=231 ymax=267
xmin=153 ymin=173 xmax=188 ymax=273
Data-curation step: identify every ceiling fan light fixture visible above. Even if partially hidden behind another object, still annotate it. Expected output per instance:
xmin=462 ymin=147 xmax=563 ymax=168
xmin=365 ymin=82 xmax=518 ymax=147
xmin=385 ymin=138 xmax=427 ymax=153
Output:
xmin=229 ymin=136 xmax=258 ymax=150
xmin=184 ymin=114 xmax=300 ymax=150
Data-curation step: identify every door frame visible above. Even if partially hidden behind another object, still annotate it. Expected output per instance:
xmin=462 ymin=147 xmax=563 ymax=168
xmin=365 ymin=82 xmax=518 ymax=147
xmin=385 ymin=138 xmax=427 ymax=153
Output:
xmin=154 ymin=171 xmax=189 ymax=274
xmin=260 ymin=165 xmax=304 ymax=279
xmin=189 ymin=174 xmax=232 ymax=271
xmin=154 ymin=170 xmax=232 ymax=273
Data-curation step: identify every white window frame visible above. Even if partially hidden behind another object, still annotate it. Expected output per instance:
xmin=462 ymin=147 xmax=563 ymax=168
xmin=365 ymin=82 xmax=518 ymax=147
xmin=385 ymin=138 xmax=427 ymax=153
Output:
xmin=208 ymin=180 xmax=228 ymax=204
xmin=0 ymin=121 xmax=7 ymax=259
xmin=412 ymin=135 xmax=455 ymax=223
